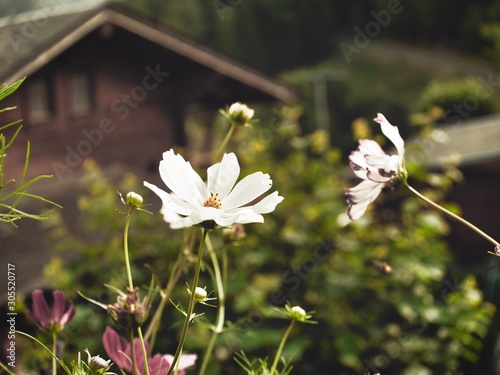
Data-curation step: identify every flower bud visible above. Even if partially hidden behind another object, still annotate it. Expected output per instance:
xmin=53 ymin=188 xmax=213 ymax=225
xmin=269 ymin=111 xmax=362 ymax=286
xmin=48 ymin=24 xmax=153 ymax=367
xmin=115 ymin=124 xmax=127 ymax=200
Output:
xmin=194 ymin=287 xmax=207 ymax=302
xmin=126 ymin=191 xmax=143 ymax=207
xmin=289 ymin=306 xmax=307 ymax=321
xmin=89 ymin=355 xmax=111 ymax=374
xmin=227 ymin=102 xmax=254 ymax=126
xmin=107 ymin=287 xmax=149 ymax=329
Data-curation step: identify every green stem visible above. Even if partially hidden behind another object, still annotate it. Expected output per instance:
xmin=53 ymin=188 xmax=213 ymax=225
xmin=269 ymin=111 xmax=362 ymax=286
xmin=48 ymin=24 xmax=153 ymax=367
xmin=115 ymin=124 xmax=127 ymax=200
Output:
xmin=166 ymin=228 xmax=209 ymax=375
xmin=199 ymin=236 xmax=227 ymax=375
xmin=129 ymin=330 xmax=139 ymax=375
xmin=270 ymin=320 xmax=295 ymax=375
xmin=406 ymin=184 xmax=500 ymax=247
xmin=145 ymin=240 xmax=189 ymax=350
xmin=214 ymin=123 xmax=236 ymax=163
xmin=52 ymin=331 xmax=57 ymax=375
xmin=123 ymin=207 xmax=149 ymax=373
xmin=123 ymin=207 xmax=134 ymax=290
xmin=137 ymin=327 xmax=150 ymax=375
xmin=0 ymin=361 xmax=16 ymax=375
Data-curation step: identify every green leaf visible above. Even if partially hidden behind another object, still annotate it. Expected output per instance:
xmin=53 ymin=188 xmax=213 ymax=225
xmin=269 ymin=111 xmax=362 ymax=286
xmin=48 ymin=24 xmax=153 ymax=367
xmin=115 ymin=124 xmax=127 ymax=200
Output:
xmin=0 ymin=77 xmax=25 ymax=102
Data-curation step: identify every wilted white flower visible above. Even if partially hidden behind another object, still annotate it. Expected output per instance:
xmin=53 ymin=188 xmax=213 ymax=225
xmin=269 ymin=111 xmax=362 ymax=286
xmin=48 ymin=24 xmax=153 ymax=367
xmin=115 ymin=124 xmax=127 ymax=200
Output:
xmin=144 ymin=149 xmax=283 ymax=229
xmin=345 ymin=113 xmax=406 ymax=220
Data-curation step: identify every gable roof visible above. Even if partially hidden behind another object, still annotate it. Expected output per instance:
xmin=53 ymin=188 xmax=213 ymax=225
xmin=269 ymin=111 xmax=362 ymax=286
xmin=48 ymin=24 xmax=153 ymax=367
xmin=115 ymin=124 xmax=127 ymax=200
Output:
xmin=420 ymin=113 xmax=500 ymax=168
xmin=0 ymin=2 xmax=297 ymax=102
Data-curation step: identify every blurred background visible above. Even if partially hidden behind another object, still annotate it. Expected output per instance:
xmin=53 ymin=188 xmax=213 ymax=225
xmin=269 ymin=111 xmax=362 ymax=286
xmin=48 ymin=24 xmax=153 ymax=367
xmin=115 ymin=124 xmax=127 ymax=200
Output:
xmin=1 ymin=0 xmax=500 ymax=374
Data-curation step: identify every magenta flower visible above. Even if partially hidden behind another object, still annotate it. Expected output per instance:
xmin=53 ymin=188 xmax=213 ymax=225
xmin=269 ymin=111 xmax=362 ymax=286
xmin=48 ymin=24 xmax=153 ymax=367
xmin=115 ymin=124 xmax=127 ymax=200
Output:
xmin=345 ymin=113 xmax=407 ymax=220
xmin=102 ymin=326 xmax=196 ymax=375
xmin=26 ymin=289 xmax=75 ymax=334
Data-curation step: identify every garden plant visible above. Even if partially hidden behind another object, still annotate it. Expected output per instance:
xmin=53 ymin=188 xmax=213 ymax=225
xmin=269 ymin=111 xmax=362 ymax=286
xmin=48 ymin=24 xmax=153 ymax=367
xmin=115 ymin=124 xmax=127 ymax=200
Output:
xmin=1 ymin=77 xmax=499 ymax=375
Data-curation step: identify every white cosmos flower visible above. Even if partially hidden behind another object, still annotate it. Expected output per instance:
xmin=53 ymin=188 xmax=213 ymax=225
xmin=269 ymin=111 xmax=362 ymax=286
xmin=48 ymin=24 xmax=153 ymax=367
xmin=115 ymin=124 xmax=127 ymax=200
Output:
xmin=144 ymin=149 xmax=283 ymax=229
xmin=345 ymin=113 xmax=406 ymax=220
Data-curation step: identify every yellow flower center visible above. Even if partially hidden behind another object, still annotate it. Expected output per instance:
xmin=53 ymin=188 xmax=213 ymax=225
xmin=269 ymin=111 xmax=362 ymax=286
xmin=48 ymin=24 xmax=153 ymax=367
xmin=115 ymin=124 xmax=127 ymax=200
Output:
xmin=203 ymin=193 xmax=222 ymax=209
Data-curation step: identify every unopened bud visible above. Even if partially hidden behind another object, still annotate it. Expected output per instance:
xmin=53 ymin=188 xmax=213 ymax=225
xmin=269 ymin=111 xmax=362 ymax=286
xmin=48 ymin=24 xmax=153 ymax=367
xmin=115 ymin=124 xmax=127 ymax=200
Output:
xmin=289 ymin=306 xmax=307 ymax=321
xmin=126 ymin=191 xmax=143 ymax=207
xmin=227 ymin=102 xmax=254 ymax=126
xmin=194 ymin=287 xmax=207 ymax=302
xmin=89 ymin=355 xmax=111 ymax=374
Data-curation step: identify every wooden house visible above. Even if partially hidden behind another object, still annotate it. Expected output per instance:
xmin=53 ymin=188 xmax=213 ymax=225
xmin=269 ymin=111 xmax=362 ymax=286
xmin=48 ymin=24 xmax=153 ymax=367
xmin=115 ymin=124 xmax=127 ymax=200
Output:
xmin=0 ymin=2 xmax=295 ymax=300
xmin=414 ymin=114 xmax=500 ymax=261
xmin=0 ymin=1 xmax=296 ymax=182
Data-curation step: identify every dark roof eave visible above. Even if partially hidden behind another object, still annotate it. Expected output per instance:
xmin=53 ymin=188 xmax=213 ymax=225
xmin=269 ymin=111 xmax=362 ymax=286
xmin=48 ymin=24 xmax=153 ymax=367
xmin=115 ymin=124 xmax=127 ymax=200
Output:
xmin=4 ymin=7 xmax=297 ymax=103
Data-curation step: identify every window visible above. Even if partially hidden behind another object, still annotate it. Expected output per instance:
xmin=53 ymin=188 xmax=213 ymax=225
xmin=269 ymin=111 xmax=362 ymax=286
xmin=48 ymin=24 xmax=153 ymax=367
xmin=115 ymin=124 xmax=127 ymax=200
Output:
xmin=71 ymin=72 xmax=91 ymax=114
xmin=27 ymin=79 xmax=52 ymax=122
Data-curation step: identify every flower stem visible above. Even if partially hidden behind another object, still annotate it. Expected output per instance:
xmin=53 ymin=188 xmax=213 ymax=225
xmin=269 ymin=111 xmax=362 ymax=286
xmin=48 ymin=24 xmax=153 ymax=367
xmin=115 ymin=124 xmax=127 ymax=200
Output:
xmin=129 ymin=330 xmax=139 ymax=375
xmin=270 ymin=320 xmax=295 ymax=374
xmin=166 ymin=228 xmax=209 ymax=375
xmin=123 ymin=207 xmax=134 ymax=290
xmin=145 ymin=231 xmax=192 ymax=350
xmin=405 ymin=183 xmax=500 ymax=248
xmin=199 ymin=236 xmax=227 ymax=375
xmin=137 ymin=327 xmax=150 ymax=375
xmin=123 ymin=207 xmax=149 ymax=373
xmin=52 ymin=331 xmax=57 ymax=375
xmin=214 ymin=122 xmax=236 ymax=163
xmin=0 ymin=361 xmax=15 ymax=375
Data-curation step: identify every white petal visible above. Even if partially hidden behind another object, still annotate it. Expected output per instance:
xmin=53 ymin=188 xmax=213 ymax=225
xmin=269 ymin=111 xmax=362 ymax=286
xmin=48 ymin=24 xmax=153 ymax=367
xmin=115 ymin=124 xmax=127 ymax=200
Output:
xmin=245 ymin=191 xmax=284 ymax=214
xmin=347 ymin=196 xmax=373 ymax=220
xmin=349 ymin=150 xmax=369 ymax=179
xmin=365 ymin=154 xmax=391 ymax=169
xmin=222 ymin=172 xmax=272 ymax=209
xmin=144 ymin=181 xmax=197 ymax=228
xmin=345 ymin=180 xmax=383 ymax=204
xmin=207 ymin=153 xmax=240 ymax=200
xmin=143 ymin=181 xmax=192 ymax=216
xmin=169 ymin=216 xmax=198 ymax=229
xmin=168 ymin=208 xmax=221 ymax=229
xmin=193 ymin=206 xmax=222 ymax=223
xmin=374 ymin=113 xmax=405 ymax=161
xmin=345 ymin=180 xmax=384 ymax=220
xmin=160 ymin=204 xmax=186 ymax=227
xmin=216 ymin=209 xmax=264 ymax=226
xmin=163 ymin=354 xmax=197 ymax=370
xmin=159 ymin=150 xmax=206 ymax=205
xmin=384 ymin=155 xmax=400 ymax=173
xmin=366 ymin=169 xmax=392 ymax=183
xmin=358 ymin=139 xmax=386 ymax=157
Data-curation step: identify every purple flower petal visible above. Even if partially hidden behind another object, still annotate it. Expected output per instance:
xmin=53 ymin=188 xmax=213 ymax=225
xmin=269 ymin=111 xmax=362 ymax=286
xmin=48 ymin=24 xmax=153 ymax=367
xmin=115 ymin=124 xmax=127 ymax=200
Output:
xmin=27 ymin=290 xmax=51 ymax=331
xmin=102 ymin=326 xmax=132 ymax=372
xmin=149 ymin=355 xmax=171 ymax=374
xmin=59 ymin=300 xmax=75 ymax=329
xmin=51 ymin=291 xmax=66 ymax=325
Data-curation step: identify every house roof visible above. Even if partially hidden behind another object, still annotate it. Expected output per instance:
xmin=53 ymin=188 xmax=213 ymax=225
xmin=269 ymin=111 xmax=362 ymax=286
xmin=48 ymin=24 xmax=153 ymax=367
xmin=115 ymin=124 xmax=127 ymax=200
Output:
xmin=418 ymin=113 xmax=500 ymax=168
xmin=0 ymin=1 xmax=297 ymax=102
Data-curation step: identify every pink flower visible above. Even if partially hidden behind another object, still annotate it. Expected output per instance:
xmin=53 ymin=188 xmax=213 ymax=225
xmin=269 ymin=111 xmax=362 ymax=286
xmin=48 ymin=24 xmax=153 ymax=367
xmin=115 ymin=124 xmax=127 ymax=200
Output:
xmin=26 ymin=289 xmax=75 ymax=334
xmin=345 ymin=113 xmax=406 ymax=220
xmin=102 ymin=326 xmax=196 ymax=375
